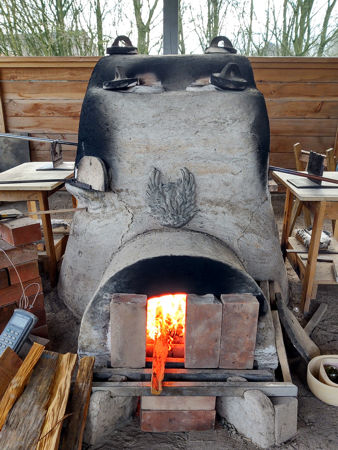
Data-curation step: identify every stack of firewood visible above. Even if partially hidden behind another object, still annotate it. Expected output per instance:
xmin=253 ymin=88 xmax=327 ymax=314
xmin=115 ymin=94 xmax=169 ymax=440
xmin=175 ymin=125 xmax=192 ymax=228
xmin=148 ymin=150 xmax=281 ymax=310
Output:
xmin=0 ymin=343 xmax=94 ymax=449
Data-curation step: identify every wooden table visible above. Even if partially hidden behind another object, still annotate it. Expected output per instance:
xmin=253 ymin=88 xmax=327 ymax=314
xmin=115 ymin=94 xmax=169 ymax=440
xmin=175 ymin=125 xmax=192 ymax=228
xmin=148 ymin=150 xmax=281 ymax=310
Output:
xmin=272 ymin=170 xmax=338 ymax=313
xmin=0 ymin=162 xmax=74 ymax=286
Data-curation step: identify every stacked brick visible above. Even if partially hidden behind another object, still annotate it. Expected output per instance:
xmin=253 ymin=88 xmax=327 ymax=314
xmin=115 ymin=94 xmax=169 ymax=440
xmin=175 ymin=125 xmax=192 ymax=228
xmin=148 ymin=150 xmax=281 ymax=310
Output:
xmin=0 ymin=211 xmax=47 ymax=338
xmin=110 ymin=292 xmax=260 ymax=432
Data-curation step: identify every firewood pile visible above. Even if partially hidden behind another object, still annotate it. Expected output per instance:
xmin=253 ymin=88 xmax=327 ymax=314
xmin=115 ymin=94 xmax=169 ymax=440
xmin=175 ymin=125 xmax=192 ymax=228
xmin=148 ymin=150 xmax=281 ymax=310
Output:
xmin=0 ymin=343 xmax=94 ymax=449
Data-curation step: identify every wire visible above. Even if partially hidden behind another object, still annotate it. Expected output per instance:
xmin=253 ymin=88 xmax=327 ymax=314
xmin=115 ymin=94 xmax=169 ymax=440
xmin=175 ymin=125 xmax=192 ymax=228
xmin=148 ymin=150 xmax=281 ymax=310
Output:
xmin=0 ymin=248 xmax=41 ymax=310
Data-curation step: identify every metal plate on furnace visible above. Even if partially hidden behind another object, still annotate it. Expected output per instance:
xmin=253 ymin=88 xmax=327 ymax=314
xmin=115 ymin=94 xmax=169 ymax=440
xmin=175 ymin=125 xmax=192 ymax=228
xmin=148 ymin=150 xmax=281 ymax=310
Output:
xmin=0 ymin=133 xmax=30 ymax=173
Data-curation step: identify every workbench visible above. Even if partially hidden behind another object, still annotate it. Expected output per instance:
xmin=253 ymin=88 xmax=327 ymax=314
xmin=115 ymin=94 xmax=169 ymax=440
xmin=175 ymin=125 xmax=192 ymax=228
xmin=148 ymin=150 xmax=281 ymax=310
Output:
xmin=273 ymin=170 xmax=338 ymax=313
xmin=0 ymin=162 xmax=74 ymax=286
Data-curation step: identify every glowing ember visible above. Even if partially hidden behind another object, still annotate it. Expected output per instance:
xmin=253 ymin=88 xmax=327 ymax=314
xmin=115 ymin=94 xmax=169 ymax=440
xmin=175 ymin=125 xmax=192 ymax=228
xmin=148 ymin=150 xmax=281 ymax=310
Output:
xmin=146 ymin=293 xmax=186 ymax=349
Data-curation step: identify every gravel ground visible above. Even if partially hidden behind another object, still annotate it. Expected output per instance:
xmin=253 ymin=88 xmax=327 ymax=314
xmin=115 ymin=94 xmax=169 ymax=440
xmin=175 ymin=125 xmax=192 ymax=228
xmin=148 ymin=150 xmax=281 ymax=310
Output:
xmin=2 ymin=192 xmax=338 ymax=449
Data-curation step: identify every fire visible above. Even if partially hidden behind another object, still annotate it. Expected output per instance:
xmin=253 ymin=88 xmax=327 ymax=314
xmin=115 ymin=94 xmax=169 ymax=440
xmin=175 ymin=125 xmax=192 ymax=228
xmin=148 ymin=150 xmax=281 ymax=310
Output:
xmin=146 ymin=293 xmax=186 ymax=350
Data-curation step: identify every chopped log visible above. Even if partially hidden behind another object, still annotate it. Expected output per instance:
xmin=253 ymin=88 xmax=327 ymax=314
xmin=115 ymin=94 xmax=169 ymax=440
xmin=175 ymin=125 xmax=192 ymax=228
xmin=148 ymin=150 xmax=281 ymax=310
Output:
xmin=36 ymin=352 xmax=77 ymax=450
xmin=0 ymin=342 xmax=44 ymax=430
xmin=151 ymin=331 xmax=170 ymax=395
xmin=60 ymin=356 xmax=95 ymax=450
xmin=0 ymin=348 xmax=22 ymax=400
xmin=0 ymin=351 xmax=58 ymax=450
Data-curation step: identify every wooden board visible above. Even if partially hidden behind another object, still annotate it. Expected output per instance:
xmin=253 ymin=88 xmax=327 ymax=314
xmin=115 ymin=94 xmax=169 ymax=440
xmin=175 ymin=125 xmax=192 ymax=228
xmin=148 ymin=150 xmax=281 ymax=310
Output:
xmin=92 ymin=381 xmax=298 ymax=397
xmin=0 ymin=348 xmax=22 ymax=400
xmin=0 ymin=162 xmax=74 ymax=191
xmin=36 ymin=352 xmax=77 ymax=450
xmin=272 ymin=310 xmax=292 ymax=383
xmin=0 ymin=342 xmax=44 ymax=430
xmin=59 ymin=356 xmax=95 ymax=450
xmin=304 ymin=303 xmax=328 ymax=335
xmin=93 ymin=367 xmax=274 ymax=382
xmin=0 ymin=351 xmax=58 ymax=449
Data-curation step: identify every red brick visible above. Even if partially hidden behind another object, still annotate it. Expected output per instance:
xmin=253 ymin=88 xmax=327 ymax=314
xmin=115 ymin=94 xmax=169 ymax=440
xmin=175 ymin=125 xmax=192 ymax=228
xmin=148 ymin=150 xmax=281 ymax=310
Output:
xmin=0 ymin=240 xmax=38 ymax=270
xmin=23 ymin=293 xmax=46 ymax=328
xmin=30 ymin=324 xmax=49 ymax=339
xmin=0 ymin=268 xmax=9 ymax=289
xmin=0 ymin=276 xmax=43 ymax=306
xmin=185 ymin=294 xmax=222 ymax=368
xmin=219 ymin=293 xmax=259 ymax=369
xmin=110 ymin=294 xmax=147 ymax=368
xmin=141 ymin=410 xmax=216 ymax=432
xmin=141 ymin=396 xmax=215 ymax=411
xmin=0 ymin=303 xmax=17 ymax=333
xmin=8 ymin=261 xmax=40 ymax=285
xmin=0 ymin=217 xmax=41 ymax=246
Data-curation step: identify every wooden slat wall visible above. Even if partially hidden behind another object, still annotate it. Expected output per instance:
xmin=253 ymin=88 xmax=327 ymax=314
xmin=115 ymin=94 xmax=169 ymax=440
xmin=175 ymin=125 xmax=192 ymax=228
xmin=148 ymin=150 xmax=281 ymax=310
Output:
xmin=0 ymin=56 xmax=337 ymax=168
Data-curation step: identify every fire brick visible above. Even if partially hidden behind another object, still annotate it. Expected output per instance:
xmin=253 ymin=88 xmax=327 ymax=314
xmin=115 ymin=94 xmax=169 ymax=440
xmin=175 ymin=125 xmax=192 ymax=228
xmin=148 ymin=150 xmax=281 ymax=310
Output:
xmin=0 ymin=240 xmax=38 ymax=270
xmin=185 ymin=294 xmax=222 ymax=368
xmin=8 ymin=261 xmax=40 ymax=285
xmin=0 ymin=276 xmax=43 ymax=307
xmin=110 ymin=293 xmax=147 ymax=368
xmin=219 ymin=293 xmax=259 ymax=369
xmin=141 ymin=396 xmax=215 ymax=411
xmin=0 ymin=216 xmax=41 ymax=246
xmin=141 ymin=410 xmax=216 ymax=432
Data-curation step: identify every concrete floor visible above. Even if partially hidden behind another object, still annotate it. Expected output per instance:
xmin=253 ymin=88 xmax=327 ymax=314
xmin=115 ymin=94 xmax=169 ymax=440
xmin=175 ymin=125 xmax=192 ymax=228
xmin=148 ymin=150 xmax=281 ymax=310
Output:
xmin=2 ymin=192 xmax=338 ymax=449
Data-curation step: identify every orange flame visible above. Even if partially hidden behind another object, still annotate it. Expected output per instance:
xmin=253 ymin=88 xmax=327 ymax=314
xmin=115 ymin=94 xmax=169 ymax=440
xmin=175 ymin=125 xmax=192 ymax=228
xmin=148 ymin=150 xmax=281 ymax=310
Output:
xmin=146 ymin=293 xmax=186 ymax=350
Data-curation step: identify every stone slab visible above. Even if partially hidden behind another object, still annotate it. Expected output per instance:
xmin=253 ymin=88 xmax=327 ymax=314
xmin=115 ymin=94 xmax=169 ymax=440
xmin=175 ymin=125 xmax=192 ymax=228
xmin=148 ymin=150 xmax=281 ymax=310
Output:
xmin=271 ymin=396 xmax=298 ymax=445
xmin=110 ymin=293 xmax=147 ymax=368
xmin=217 ymin=389 xmax=275 ymax=448
xmin=141 ymin=409 xmax=216 ymax=432
xmin=220 ymin=293 xmax=259 ymax=369
xmin=185 ymin=294 xmax=222 ymax=368
xmin=0 ymin=215 xmax=41 ymax=246
xmin=141 ymin=396 xmax=215 ymax=411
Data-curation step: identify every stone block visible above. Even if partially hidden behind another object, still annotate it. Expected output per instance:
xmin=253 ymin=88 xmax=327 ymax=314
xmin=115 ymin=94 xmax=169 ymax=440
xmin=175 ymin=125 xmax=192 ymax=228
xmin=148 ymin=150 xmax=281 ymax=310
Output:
xmin=219 ymin=293 xmax=259 ymax=369
xmin=83 ymin=391 xmax=137 ymax=446
xmin=271 ymin=396 xmax=298 ymax=445
xmin=141 ymin=396 xmax=215 ymax=411
xmin=0 ymin=240 xmax=38 ymax=270
xmin=185 ymin=294 xmax=222 ymax=368
xmin=217 ymin=389 xmax=275 ymax=448
xmin=110 ymin=293 xmax=147 ymax=368
xmin=0 ymin=216 xmax=41 ymax=246
xmin=141 ymin=410 xmax=216 ymax=432
xmin=8 ymin=261 xmax=39 ymax=284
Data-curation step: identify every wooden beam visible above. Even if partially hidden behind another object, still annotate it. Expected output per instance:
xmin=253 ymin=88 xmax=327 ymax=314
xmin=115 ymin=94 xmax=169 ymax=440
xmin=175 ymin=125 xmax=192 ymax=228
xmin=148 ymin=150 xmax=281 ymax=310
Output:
xmin=0 ymin=342 xmax=44 ymax=430
xmin=276 ymin=293 xmax=320 ymax=361
xmin=36 ymin=352 xmax=77 ymax=450
xmin=60 ymin=356 xmax=95 ymax=450
xmin=94 ymin=367 xmax=274 ymax=382
xmin=92 ymin=381 xmax=298 ymax=397
xmin=0 ymin=351 xmax=58 ymax=449
xmin=304 ymin=303 xmax=328 ymax=335
xmin=272 ymin=310 xmax=292 ymax=383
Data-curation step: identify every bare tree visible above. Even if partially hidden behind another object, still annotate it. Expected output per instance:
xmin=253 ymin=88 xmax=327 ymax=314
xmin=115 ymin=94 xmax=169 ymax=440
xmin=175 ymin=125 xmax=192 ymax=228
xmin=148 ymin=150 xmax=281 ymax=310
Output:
xmin=132 ymin=0 xmax=160 ymax=54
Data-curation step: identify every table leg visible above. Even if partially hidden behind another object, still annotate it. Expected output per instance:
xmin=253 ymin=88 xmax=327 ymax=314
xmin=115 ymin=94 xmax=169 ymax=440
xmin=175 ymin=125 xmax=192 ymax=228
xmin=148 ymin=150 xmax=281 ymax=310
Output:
xmin=38 ymin=191 xmax=57 ymax=287
xmin=281 ymin=189 xmax=294 ymax=259
xmin=27 ymin=200 xmax=38 ymax=220
xmin=300 ymin=201 xmax=326 ymax=313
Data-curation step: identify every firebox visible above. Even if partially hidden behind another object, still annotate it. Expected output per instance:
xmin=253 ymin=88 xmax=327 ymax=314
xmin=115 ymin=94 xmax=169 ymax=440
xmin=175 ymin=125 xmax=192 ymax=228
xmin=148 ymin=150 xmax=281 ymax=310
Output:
xmin=57 ymin=35 xmax=292 ymax=438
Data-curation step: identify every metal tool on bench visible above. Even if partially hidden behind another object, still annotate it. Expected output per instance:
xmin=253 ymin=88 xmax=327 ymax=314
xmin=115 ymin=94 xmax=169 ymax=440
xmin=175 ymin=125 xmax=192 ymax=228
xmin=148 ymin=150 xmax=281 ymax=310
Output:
xmin=0 ymin=133 xmax=76 ymax=170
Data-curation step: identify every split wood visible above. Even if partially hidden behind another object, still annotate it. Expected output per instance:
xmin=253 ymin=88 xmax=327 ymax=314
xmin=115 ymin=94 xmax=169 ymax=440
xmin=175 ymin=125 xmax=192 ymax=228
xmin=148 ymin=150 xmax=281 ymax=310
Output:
xmin=151 ymin=331 xmax=170 ymax=395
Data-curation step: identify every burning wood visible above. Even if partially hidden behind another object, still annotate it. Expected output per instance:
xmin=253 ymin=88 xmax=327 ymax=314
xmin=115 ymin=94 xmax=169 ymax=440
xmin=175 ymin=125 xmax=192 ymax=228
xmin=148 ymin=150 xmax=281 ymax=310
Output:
xmin=147 ymin=294 xmax=186 ymax=395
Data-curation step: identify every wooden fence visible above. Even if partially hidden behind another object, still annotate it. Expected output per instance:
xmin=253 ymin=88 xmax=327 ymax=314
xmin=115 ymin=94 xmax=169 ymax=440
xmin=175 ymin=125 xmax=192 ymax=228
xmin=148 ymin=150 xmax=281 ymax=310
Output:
xmin=0 ymin=56 xmax=337 ymax=169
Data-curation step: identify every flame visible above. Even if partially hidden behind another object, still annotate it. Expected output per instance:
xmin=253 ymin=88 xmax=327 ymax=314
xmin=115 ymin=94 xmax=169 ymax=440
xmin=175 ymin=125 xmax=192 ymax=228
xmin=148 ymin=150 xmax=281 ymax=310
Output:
xmin=146 ymin=293 xmax=186 ymax=350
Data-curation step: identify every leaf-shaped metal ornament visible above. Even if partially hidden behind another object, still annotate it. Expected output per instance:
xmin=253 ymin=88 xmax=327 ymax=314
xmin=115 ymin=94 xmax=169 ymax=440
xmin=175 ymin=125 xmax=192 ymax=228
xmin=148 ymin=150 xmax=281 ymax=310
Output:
xmin=146 ymin=167 xmax=198 ymax=228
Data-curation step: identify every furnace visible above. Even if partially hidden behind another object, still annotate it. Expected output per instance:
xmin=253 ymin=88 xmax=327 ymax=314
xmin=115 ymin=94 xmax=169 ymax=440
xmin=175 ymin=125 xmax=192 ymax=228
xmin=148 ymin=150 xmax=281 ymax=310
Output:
xmin=58 ymin=36 xmax=293 ymax=441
